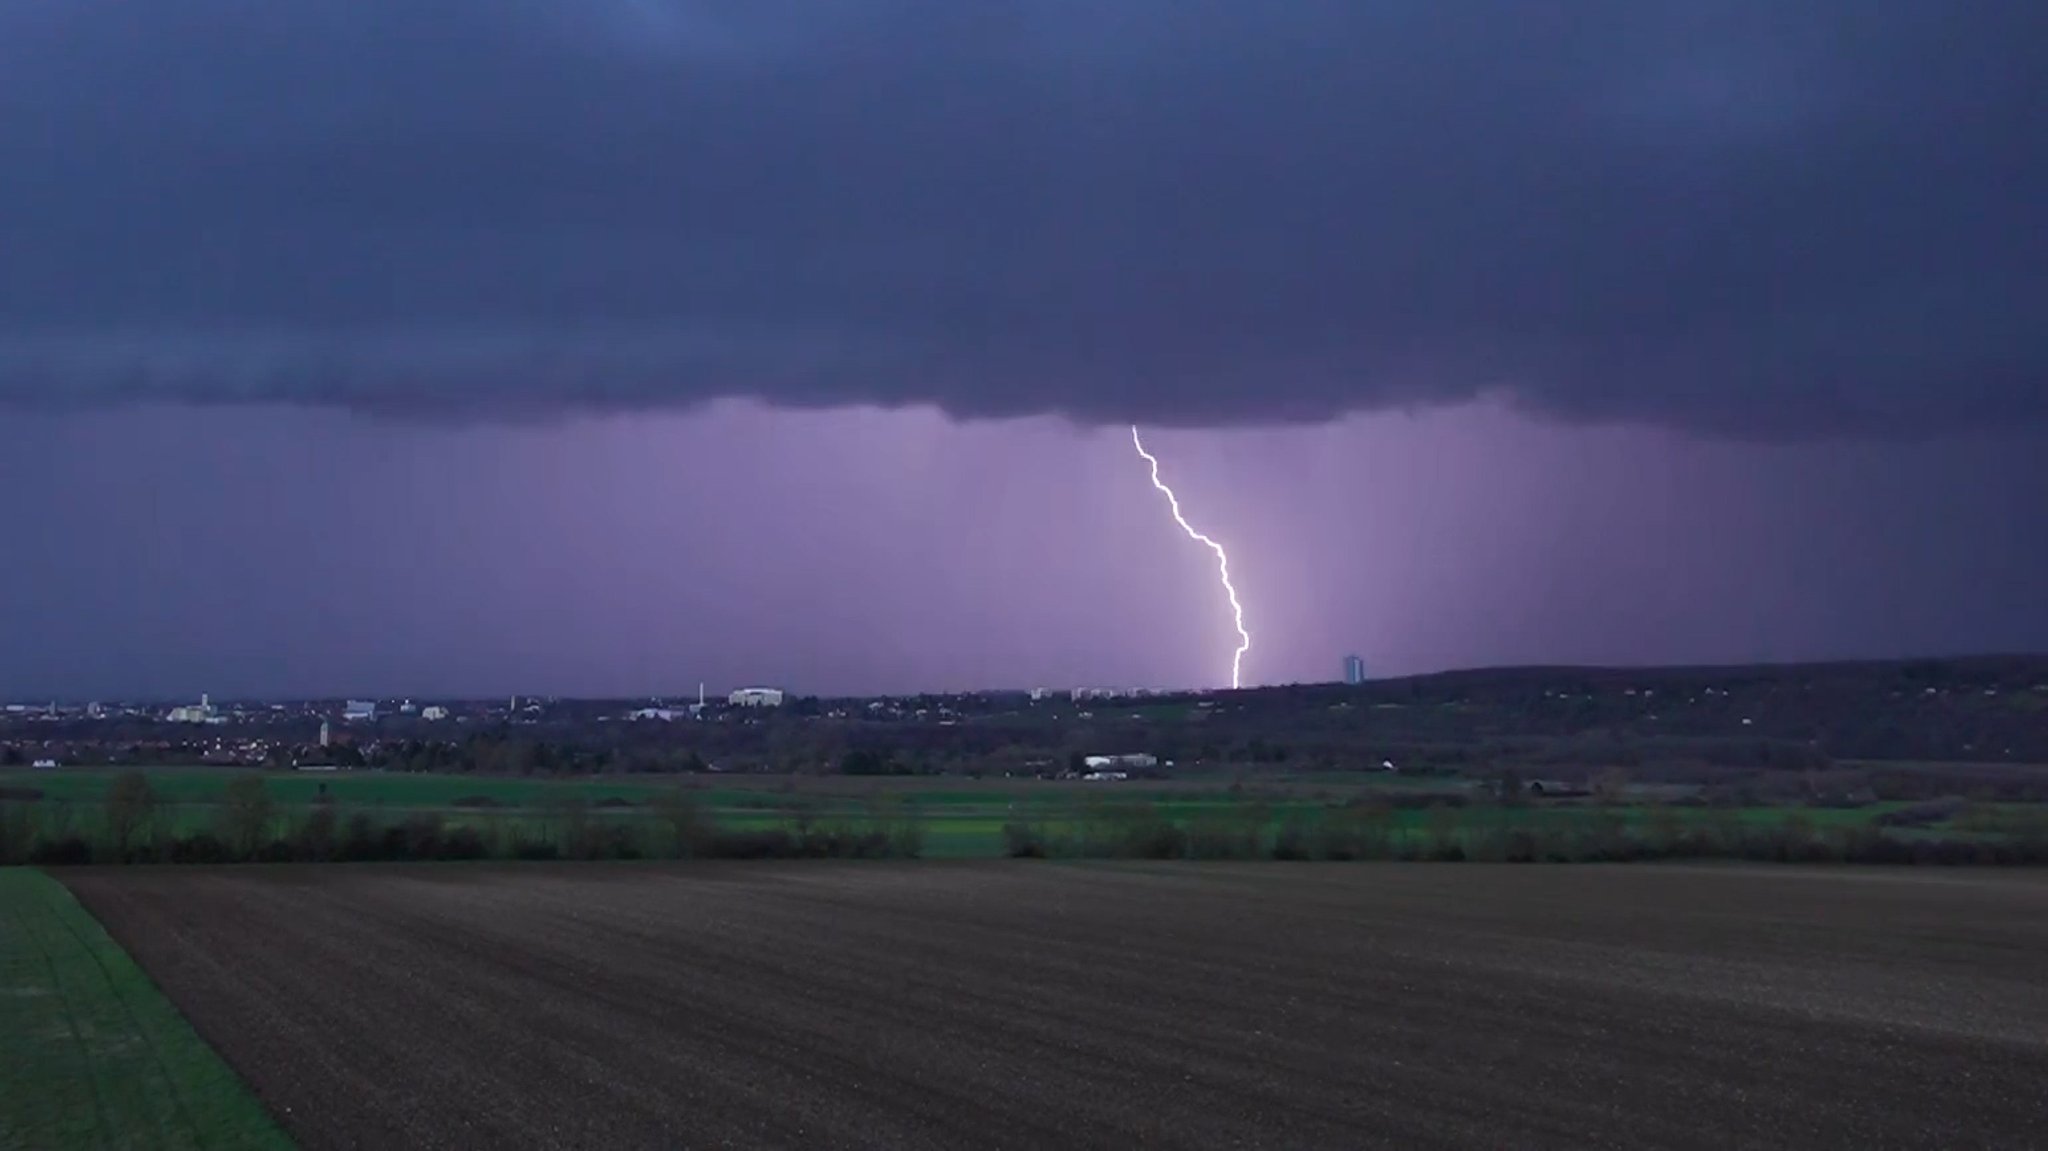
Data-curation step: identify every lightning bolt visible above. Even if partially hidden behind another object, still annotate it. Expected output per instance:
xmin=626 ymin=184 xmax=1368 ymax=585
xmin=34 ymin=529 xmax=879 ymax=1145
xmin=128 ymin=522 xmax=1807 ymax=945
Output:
xmin=1130 ymin=425 xmax=1251 ymax=689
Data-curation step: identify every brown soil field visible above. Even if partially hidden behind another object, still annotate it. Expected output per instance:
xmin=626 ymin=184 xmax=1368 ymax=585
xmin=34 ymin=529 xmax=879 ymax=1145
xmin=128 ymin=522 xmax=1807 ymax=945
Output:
xmin=60 ymin=862 xmax=2048 ymax=1150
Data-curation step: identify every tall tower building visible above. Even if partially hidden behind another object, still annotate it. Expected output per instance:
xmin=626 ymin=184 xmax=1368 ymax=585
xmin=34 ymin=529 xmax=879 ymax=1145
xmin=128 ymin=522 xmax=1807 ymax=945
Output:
xmin=1343 ymin=654 xmax=1367 ymax=685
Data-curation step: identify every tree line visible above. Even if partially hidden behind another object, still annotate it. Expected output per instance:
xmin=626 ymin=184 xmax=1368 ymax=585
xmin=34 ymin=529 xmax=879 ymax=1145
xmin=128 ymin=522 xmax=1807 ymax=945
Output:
xmin=0 ymin=774 xmax=925 ymax=866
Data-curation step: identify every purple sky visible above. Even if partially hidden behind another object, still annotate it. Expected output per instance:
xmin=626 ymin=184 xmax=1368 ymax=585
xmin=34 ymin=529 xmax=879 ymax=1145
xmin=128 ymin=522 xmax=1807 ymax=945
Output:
xmin=3 ymin=2 xmax=2046 ymax=698
xmin=6 ymin=402 xmax=2042 ymax=699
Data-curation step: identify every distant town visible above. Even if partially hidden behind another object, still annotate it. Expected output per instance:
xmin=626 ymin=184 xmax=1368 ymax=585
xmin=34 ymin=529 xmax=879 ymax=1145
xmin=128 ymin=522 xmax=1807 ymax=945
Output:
xmin=0 ymin=681 xmax=1228 ymax=776
xmin=5 ymin=656 xmax=2047 ymax=782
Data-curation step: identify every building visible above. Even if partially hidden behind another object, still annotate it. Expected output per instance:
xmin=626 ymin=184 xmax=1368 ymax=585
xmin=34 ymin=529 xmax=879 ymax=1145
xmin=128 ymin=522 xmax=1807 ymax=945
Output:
xmin=728 ymin=687 xmax=785 ymax=708
xmin=1343 ymin=654 xmax=1367 ymax=685
xmin=318 ymin=720 xmax=331 ymax=748
xmin=420 ymin=706 xmax=449 ymax=721
xmin=1070 ymin=687 xmax=1129 ymax=701
xmin=1083 ymin=753 xmax=1158 ymax=770
xmin=167 ymin=693 xmax=215 ymax=723
xmin=343 ymin=699 xmax=377 ymax=722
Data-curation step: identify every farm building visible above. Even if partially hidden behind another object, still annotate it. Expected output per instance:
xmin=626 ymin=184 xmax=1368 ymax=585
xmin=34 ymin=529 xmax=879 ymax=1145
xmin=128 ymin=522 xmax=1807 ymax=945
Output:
xmin=1083 ymin=753 xmax=1158 ymax=770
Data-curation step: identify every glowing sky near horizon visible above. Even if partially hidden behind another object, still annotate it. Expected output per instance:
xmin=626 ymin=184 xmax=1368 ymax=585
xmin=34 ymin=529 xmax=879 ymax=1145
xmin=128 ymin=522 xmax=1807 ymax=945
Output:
xmin=3 ymin=400 xmax=2042 ymax=699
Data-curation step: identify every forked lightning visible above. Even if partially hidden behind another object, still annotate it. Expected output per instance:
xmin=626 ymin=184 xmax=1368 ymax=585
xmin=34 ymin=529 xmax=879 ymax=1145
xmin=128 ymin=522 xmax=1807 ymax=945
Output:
xmin=1130 ymin=425 xmax=1252 ymax=689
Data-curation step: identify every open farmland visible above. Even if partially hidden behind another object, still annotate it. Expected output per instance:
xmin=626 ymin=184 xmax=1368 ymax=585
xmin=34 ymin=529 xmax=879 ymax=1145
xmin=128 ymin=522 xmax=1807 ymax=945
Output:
xmin=60 ymin=863 xmax=2048 ymax=1150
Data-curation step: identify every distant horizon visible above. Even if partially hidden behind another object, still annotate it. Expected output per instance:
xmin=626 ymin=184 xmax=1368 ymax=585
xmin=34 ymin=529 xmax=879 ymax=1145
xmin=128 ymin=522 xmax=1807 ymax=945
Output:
xmin=14 ymin=650 xmax=2044 ymax=708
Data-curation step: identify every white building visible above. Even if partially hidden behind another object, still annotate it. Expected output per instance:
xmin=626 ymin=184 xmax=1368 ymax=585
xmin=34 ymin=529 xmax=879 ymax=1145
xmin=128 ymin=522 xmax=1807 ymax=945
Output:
xmin=1070 ymin=687 xmax=1141 ymax=701
xmin=420 ymin=706 xmax=449 ymax=721
xmin=343 ymin=699 xmax=377 ymax=721
xmin=1083 ymin=753 xmax=1159 ymax=770
xmin=728 ymin=687 xmax=786 ymax=708
xmin=168 ymin=693 xmax=215 ymax=723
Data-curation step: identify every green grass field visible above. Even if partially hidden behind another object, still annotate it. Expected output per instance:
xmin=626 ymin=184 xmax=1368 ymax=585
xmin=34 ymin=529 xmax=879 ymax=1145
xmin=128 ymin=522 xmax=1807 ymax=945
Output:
xmin=2 ymin=767 xmax=2028 ymax=863
xmin=0 ymin=767 xmax=1442 ymax=809
xmin=3 ymin=769 xmax=1387 ymax=858
xmin=0 ymin=868 xmax=290 ymax=1150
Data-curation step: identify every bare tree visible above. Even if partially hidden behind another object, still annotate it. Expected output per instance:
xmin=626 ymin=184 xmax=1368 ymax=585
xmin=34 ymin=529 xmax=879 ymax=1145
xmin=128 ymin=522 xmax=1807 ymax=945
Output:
xmin=219 ymin=774 xmax=277 ymax=859
xmin=103 ymin=772 xmax=158 ymax=859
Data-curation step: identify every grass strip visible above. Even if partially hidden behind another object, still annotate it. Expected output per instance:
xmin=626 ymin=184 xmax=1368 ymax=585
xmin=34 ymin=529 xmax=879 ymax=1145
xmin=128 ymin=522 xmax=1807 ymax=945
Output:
xmin=0 ymin=868 xmax=292 ymax=1150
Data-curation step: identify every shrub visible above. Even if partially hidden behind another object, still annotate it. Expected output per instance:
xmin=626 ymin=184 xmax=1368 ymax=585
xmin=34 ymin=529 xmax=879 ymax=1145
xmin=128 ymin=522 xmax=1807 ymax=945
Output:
xmin=294 ymin=806 xmax=339 ymax=861
xmin=1270 ymin=819 xmax=1313 ymax=860
xmin=1002 ymin=822 xmax=1048 ymax=858
xmin=867 ymin=798 xmax=926 ymax=860
xmin=436 ymin=826 xmax=490 ymax=861
xmin=167 ymin=833 xmax=233 ymax=864
xmin=796 ymin=827 xmax=891 ymax=859
xmin=1423 ymin=804 xmax=1463 ymax=858
xmin=1125 ymin=821 xmax=1188 ymax=860
xmin=1876 ymin=798 xmax=1967 ymax=829
xmin=1186 ymin=816 xmax=1259 ymax=860
xmin=29 ymin=836 xmax=93 ymax=865
xmin=337 ymin=813 xmax=382 ymax=861
xmin=254 ymin=839 xmax=299 ymax=863
xmin=654 ymin=788 xmax=716 ymax=858
xmin=885 ymin=816 xmax=926 ymax=860
xmin=0 ymin=801 xmax=37 ymax=865
xmin=591 ymin=822 xmax=645 ymax=860
xmin=1503 ymin=828 xmax=1541 ymax=863
xmin=711 ymin=829 xmax=798 ymax=859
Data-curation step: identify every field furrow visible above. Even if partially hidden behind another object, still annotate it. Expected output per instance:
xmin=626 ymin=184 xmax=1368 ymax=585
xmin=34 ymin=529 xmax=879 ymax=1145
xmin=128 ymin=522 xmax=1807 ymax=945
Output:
xmin=58 ymin=862 xmax=2048 ymax=1150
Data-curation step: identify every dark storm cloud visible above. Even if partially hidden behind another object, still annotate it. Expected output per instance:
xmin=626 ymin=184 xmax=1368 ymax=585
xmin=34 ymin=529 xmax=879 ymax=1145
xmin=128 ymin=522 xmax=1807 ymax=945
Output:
xmin=2 ymin=1 xmax=2044 ymax=435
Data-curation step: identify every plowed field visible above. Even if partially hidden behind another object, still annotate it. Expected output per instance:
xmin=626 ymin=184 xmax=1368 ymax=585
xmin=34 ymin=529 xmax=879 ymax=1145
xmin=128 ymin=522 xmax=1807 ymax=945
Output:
xmin=60 ymin=863 xmax=2048 ymax=1149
